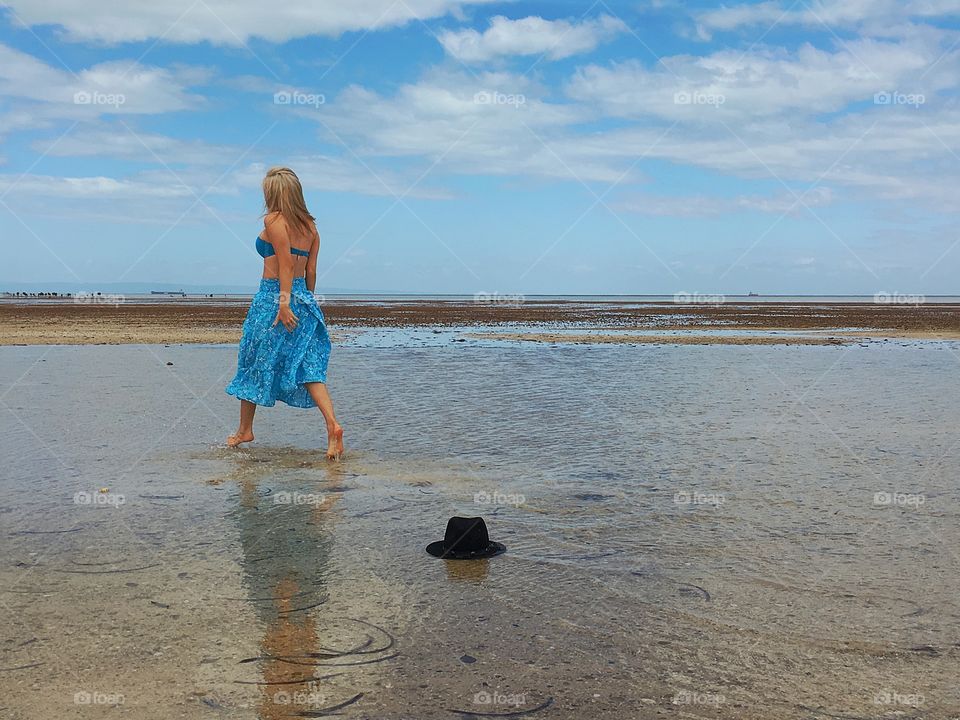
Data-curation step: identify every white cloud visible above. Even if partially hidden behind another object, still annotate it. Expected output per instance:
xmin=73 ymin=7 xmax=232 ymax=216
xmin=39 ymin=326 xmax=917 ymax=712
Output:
xmin=0 ymin=174 xmax=194 ymax=199
xmin=697 ymin=0 xmax=960 ymax=33
xmin=0 ymin=172 xmax=204 ymax=225
xmin=4 ymin=0 xmax=500 ymax=45
xmin=312 ymin=69 xmax=636 ymax=184
xmin=438 ymin=14 xmax=627 ymax=62
xmin=305 ymin=49 xmax=960 ymax=212
xmin=235 ymin=158 xmax=453 ymax=200
xmin=0 ymin=43 xmax=206 ymax=118
xmin=0 ymin=143 xmax=450 ymax=226
xmin=6 ymin=2 xmax=960 ymax=232
xmin=29 ymin=126 xmax=240 ymax=167
xmin=568 ymin=103 xmax=960 ymax=212
xmin=615 ymin=187 xmax=835 ymax=216
xmin=565 ymin=37 xmax=952 ymax=120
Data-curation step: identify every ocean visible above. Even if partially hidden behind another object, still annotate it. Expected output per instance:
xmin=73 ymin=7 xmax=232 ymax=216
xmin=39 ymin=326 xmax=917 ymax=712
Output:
xmin=1 ymin=340 xmax=957 ymax=718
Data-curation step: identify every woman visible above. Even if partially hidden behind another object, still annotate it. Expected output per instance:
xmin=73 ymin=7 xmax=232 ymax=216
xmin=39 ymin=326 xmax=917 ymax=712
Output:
xmin=225 ymin=167 xmax=344 ymax=459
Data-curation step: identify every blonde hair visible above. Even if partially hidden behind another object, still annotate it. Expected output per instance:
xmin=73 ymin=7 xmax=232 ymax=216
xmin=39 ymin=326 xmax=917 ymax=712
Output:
xmin=262 ymin=166 xmax=315 ymax=237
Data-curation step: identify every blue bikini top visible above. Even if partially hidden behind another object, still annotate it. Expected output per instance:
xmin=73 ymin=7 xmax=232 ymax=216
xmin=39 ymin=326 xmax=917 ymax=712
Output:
xmin=256 ymin=235 xmax=311 ymax=259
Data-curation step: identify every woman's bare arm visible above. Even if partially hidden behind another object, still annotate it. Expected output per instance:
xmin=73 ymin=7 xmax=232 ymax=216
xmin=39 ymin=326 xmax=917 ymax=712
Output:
xmin=305 ymin=224 xmax=320 ymax=293
xmin=264 ymin=212 xmax=294 ymax=305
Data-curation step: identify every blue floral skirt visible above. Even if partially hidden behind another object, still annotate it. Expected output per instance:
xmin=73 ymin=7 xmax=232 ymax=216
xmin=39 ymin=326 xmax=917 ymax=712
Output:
xmin=226 ymin=277 xmax=331 ymax=408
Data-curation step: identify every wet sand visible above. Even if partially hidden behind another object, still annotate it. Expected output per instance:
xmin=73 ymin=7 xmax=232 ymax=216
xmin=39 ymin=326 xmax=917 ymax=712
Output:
xmin=2 ymin=299 xmax=960 ymax=344
xmin=465 ymin=332 xmax=847 ymax=345
xmin=2 ymin=343 xmax=959 ymax=719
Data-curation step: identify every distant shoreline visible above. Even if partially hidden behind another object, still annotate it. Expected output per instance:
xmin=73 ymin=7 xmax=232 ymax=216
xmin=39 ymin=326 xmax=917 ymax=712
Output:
xmin=4 ymin=292 xmax=959 ymax=302
xmin=2 ymin=299 xmax=959 ymax=345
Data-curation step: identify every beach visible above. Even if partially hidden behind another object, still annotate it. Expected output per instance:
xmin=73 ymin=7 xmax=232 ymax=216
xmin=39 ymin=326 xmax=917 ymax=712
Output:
xmin=2 ymin=334 xmax=959 ymax=719
xmin=2 ymin=297 xmax=960 ymax=345
xmin=6 ymin=0 xmax=960 ymax=716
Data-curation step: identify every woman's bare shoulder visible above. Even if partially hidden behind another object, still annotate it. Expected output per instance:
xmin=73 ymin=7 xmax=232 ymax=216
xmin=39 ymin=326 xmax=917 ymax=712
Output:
xmin=263 ymin=211 xmax=290 ymax=239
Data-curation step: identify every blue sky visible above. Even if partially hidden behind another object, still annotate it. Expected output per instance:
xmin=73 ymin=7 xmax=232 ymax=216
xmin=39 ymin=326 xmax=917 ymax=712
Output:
xmin=1 ymin=0 xmax=959 ymax=294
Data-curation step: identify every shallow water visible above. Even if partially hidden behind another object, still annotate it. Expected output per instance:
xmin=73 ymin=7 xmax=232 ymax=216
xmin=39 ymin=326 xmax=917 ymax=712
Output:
xmin=1 ymin=341 xmax=959 ymax=719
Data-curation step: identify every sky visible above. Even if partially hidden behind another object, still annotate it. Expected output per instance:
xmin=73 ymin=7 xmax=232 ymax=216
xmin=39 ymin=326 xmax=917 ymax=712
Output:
xmin=1 ymin=0 xmax=959 ymax=295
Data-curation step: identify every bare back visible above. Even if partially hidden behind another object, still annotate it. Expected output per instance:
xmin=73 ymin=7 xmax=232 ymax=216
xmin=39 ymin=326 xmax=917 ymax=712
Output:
xmin=259 ymin=212 xmax=319 ymax=280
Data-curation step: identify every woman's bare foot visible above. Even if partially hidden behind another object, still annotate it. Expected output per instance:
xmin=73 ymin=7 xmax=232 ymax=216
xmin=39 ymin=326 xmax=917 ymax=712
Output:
xmin=227 ymin=430 xmax=254 ymax=447
xmin=326 ymin=424 xmax=344 ymax=460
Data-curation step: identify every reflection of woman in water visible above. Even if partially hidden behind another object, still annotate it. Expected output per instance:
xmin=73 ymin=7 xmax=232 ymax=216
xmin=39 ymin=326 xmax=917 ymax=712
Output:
xmin=218 ymin=461 xmax=343 ymax=720
xmin=225 ymin=167 xmax=344 ymax=459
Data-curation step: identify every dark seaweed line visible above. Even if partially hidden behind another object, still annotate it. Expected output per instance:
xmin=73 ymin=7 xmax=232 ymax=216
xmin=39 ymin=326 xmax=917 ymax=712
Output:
xmin=252 ymin=652 xmax=399 ymax=669
xmin=233 ymin=672 xmax=343 ymax=686
xmin=52 ymin=563 xmax=161 ymax=574
xmin=677 ymin=582 xmax=711 ymax=601
xmin=293 ymin=692 xmax=363 ymax=717
xmin=238 ymin=637 xmax=375 ymax=664
xmin=313 ymin=636 xmax=375 ymax=656
xmin=221 ymin=590 xmax=314 ymax=602
xmin=10 ymin=528 xmax=82 ymax=535
xmin=277 ymin=599 xmax=329 ymax=616
xmin=0 ymin=662 xmax=44 ymax=672
xmin=446 ymin=697 xmax=554 ymax=717
xmin=334 ymin=618 xmax=396 ymax=654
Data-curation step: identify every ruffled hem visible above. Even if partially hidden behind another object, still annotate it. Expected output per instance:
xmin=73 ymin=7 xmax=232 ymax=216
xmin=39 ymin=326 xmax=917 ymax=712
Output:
xmin=225 ymin=278 xmax=331 ymax=408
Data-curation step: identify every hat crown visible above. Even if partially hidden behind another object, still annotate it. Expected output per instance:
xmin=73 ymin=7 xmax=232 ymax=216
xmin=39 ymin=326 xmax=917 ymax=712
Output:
xmin=443 ymin=516 xmax=490 ymax=554
xmin=425 ymin=515 xmax=505 ymax=559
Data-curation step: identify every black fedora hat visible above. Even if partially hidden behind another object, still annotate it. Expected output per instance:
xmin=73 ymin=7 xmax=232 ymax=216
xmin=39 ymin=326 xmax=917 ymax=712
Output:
xmin=426 ymin=516 xmax=506 ymax=560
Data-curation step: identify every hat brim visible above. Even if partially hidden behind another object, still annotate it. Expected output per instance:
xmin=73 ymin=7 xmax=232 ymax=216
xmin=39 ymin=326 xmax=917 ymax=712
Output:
xmin=425 ymin=540 xmax=506 ymax=560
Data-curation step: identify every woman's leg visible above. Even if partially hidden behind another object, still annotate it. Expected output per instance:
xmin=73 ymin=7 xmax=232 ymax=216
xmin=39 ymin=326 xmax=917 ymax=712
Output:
xmin=227 ymin=399 xmax=257 ymax=447
xmin=305 ymin=382 xmax=344 ymax=459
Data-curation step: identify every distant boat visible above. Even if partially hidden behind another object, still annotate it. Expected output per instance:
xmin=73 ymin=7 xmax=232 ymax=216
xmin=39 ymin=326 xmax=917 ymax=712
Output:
xmin=151 ymin=290 xmax=186 ymax=296
xmin=748 ymin=292 xmax=759 ymax=297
